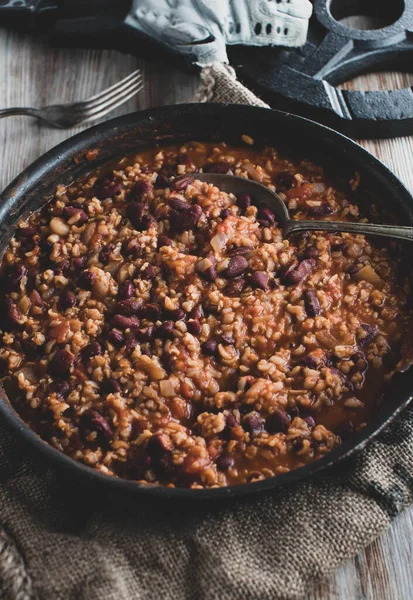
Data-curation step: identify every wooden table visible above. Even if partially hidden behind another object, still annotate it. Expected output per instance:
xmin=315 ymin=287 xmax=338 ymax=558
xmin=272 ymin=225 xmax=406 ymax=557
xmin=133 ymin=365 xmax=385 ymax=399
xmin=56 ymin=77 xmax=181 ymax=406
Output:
xmin=1 ymin=28 xmax=413 ymax=600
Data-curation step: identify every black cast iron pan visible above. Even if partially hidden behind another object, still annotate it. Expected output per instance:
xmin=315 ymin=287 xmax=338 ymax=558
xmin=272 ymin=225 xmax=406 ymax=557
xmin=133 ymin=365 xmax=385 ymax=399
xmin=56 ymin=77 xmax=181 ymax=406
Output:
xmin=1 ymin=103 xmax=413 ymax=501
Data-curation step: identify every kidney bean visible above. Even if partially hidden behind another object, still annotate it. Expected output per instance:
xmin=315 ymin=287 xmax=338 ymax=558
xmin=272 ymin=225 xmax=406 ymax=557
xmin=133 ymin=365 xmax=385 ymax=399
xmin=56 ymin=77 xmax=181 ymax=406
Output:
xmin=201 ymin=340 xmax=218 ymax=356
xmin=154 ymin=173 xmax=169 ymax=189
xmin=30 ymin=289 xmax=43 ymax=308
xmin=135 ymin=325 xmax=155 ymax=342
xmin=235 ymin=193 xmax=251 ymax=213
xmin=142 ymin=214 xmax=157 ymax=229
xmin=226 ymin=256 xmax=248 ymax=279
xmin=107 ymin=329 xmax=124 ymax=346
xmin=146 ymin=433 xmax=174 ymax=459
xmin=303 ymin=246 xmax=319 ymax=259
xmin=53 ymin=259 xmax=70 ymax=275
xmin=50 ymin=349 xmax=74 ymax=377
xmin=82 ymin=409 xmax=113 ymax=439
xmin=112 ymin=314 xmax=140 ymax=330
xmin=303 ymin=415 xmax=316 ymax=428
xmin=282 ymin=259 xmax=316 ymax=286
xmin=78 ymin=270 xmax=96 ymax=290
xmin=275 ymin=171 xmax=295 ymax=191
xmin=165 ymin=307 xmax=185 ymax=322
xmin=299 ymin=355 xmax=321 ymax=369
xmin=130 ymin=179 xmax=151 ymax=199
xmin=220 ymin=208 xmax=232 ymax=219
xmin=169 ymin=196 xmax=190 ymax=212
xmin=258 ymin=207 xmax=277 ymax=226
xmin=17 ymin=226 xmax=37 ymax=238
xmin=203 ymin=162 xmax=231 ymax=174
xmin=242 ymin=412 xmax=264 ymax=435
xmin=62 ymin=206 xmax=89 ymax=226
xmin=58 ymin=289 xmax=76 ymax=311
xmin=98 ymin=244 xmax=115 ymax=265
xmin=116 ymin=298 xmax=143 ymax=316
xmin=141 ymin=264 xmax=156 ymax=280
xmin=303 ymin=289 xmax=320 ymax=317
xmin=216 ymin=454 xmax=234 ymax=470
xmin=141 ymin=303 xmax=162 ymax=321
xmin=49 ymin=380 xmax=70 ymax=398
xmin=100 ymin=181 xmax=122 ymax=198
xmin=4 ymin=264 xmax=27 ymax=291
xmin=219 ymin=334 xmax=234 ymax=345
xmin=225 ymin=277 xmax=246 ymax=296
xmin=170 ymin=204 xmax=203 ymax=233
xmin=6 ymin=299 xmax=23 ymax=327
xmin=118 ymin=280 xmax=134 ymax=301
xmin=305 ymin=203 xmax=334 ymax=217
xmin=225 ymin=413 xmax=238 ymax=429
xmin=125 ymin=333 xmax=139 ymax=352
xmin=82 ymin=342 xmax=103 ymax=362
xmin=187 ymin=319 xmax=202 ymax=336
xmin=157 ymin=320 xmax=175 ymax=339
xmin=359 ymin=323 xmax=378 ymax=347
xmin=21 ymin=339 xmax=42 ymax=359
xmin=250 ymin=271 xmax=269 ymax=291
xmin=266 ymin=410 xmax=291 ymax=434
xmin=174 ymin=177 xmax=193 ymax=191
xmin=157 ymin=235 xmax=172 ymax=249
xmin=72 ymin=255 xmax=88 ymax=271
xmin=227 ymin=246 xmax=253 ymax=257
xmin=102 ymin=378 xmax=121 ymax=395
xmin=126 ymin=202 xmax=146 ymax=230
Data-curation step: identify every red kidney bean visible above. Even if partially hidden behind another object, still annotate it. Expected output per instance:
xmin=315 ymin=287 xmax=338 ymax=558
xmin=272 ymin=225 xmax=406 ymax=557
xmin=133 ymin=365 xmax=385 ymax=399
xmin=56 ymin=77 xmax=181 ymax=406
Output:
xmin=226 ymin=255 xmax=248 ymax=279
xmin=250 ymin=271 xmax=269 ymax=291
xmin=140 ymin=303 xmax=161 ymax=321
xmin=258 ymin=207 xmax=277 ymax=226
xmin=118 ymin=280 xmax=134 ymax=300
xmin=82 ymin=409 xmax=113 ymax=438
xmin=141 ymin=264 xmax=156 ymax=280
xmin=4 ymin=264 xmax=27 ymax=291
xmin=237 ymin=193 xmax=251 ymax=212
xmin=50 ymin=349 xmax=74 ymax=377
xmin=30 ymin=289 xmax=44 ymax=308
xmin=242 ymin=412 xmax=264 ymax=435
xmin=17 ymin=226 xmax=37 ymax=238
xmin=187 ymin=319 xmax=201 ymax=336
xmin=170 ymin=204 xmax=203 ymax=233
xmin=189 ymin=306 xmax=203 ymax=320
xmin=49 ymin=380 xmax=70 ymax=398
xmin=126 ymin=202 xmax=147 ymax=229
xmin=130 ymin=179 xmax=151 ymax=199
xmin=164 ymin=307 xmax=185 ymax=322
xmin=72 ymin=255 xmax=88 ymax=271
xmin=125 ymin=333 xmax=139 ymax=352
xmin=227 ymin=246 xmax=253 ymax=257
xmin=6 ymin=299 xmax=23 ymax=327
xmin=107 ymin=329 xmax=124 ymax=346
xmin=116 ymin=298 xmax=143 ymax=316
xmin=299 ymin=355 xmax=321 ymax=369
xmin=282 ymin=259 xmax=316 ymax=285
xmin=136 ymin=325 xmax=155 ymax=342
xmin=59 ymin=289 xmax=76 ymax=310
xmin=157 ymin=320 xmax=175 ymax=339
xmin=303 ymin=289 xmax=320 ymax=317
xmin=169 ymin=196 xmax=191 ymax=212
xmin=62 ymin=206 xmax=89 ymax=226
xmin=102 ymin=378 xmax=121 ymax=395
xmin=220 ymin=208 xmax=232 ymax=219
xmin=98 ymin=244 xmax=115 ymax=265
xmin=225 ymin=277 xmax=246 ymax=296
xmin=174 ymin=177 xmax=193 ymax=191
xmin=203 ymin=162 xmax=231 ymax=174
xmin=266 ymin=410 xmax=291 ymax=434
xmin=100 ymin=181 xmax=122 ymax=198
xmin=142 ymin=214 xmax=157 ymax=229
xmin=225 ymin=413 xmax=238 ymax=428
xmin=201 ymin=340 xmax=218 ymax=356
xmin=305 ymin=203 xmax=334 ymax=217
xmin=359 ymin=323 xmax=378 ymax=346
xmin=78 ymin=270 xmax=96 ymax=290
xmin=216 ymin=454 xmax=234 ymax=470
xmin=303 ymin=415 xmax=316 ymax=428
xmin=53 ymin=259 xmax=70 ymax=275
xmin=82 ymin=342 xmax=103 ymax=362
xmin=112 ymin=315 xmax=140 ymax=330
xmin=157 ymin=235 xmax=172 ymax=249
xmin=275 ymin=171 xmax=295 ymax=191
xmin=146 ymin=433 xmax=174 ymax=458
xmin=303 ymin=246 xmax=319 ymax=259
xmin=154 ymin=173 xmax=169 ymax=189
xmin=21 ymin=339 xmax=42 ymax=359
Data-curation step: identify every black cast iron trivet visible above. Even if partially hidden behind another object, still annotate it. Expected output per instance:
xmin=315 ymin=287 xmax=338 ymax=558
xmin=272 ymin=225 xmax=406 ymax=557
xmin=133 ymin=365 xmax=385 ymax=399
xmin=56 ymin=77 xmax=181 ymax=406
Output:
xmin=229 ymin=0 xmax=413 ymax=138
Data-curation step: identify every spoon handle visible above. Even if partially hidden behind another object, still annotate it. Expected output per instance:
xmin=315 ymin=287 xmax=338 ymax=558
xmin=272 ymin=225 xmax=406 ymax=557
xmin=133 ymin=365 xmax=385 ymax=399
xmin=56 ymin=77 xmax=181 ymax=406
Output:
xmin=286 ymin=220 xmax=413 ymax=242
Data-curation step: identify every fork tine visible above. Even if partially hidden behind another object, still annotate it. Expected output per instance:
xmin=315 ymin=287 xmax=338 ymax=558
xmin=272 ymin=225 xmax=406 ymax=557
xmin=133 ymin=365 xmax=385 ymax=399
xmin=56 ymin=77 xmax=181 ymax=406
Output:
xmin=80 ymin=80 xmax=144 ymax=120
xmin=81 ymin=83 xmax=145 ymax=123
xmin=75 ymin=70 xmax=142 ymax=110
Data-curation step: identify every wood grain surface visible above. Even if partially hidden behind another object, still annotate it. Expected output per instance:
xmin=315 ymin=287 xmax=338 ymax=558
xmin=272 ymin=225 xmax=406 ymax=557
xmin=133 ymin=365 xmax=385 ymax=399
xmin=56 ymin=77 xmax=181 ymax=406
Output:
xmin=1 ymin=26 xmax=413 ymax=600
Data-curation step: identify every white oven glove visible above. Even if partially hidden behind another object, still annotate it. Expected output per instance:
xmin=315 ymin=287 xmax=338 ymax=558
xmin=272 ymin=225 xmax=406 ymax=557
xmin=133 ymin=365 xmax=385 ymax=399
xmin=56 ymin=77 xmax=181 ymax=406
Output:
xmin=127 ymin=0 xmax=312 ymax=67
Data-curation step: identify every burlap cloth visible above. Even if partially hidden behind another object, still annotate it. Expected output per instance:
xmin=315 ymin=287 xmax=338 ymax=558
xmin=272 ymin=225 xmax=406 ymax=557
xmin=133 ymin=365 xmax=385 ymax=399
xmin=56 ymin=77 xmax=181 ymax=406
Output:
xmin=2 ymin=63 xmax=413 ymax=600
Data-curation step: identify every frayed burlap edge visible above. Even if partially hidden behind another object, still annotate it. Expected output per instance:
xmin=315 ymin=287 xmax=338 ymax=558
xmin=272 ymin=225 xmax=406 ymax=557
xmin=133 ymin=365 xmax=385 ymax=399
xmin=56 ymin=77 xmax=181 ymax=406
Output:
xmin=0 ymin=528 xmax=33 ymax=600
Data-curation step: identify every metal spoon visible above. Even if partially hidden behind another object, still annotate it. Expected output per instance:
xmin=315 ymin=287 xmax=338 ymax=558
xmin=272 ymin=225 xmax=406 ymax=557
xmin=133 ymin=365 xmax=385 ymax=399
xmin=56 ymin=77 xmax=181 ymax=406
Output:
xmin=189 ymin=173 xmax=413 ymax=242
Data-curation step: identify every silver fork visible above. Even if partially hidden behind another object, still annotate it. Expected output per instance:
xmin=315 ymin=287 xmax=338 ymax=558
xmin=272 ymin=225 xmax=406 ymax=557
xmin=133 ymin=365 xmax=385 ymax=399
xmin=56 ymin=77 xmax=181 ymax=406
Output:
xmin=0 ymin=70 xmax=144 ymax=129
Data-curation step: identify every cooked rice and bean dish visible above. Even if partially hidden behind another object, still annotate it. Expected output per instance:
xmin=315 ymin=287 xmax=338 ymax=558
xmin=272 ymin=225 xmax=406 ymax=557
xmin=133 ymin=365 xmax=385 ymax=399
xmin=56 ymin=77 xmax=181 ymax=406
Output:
xmin=0 ymin=142 xmax=412 ymax=488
